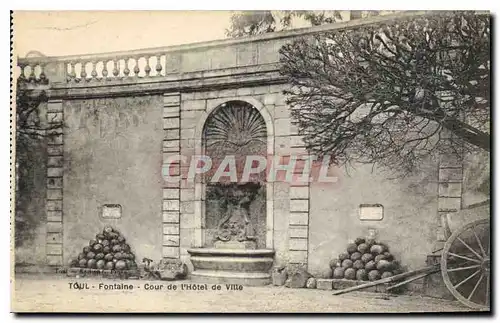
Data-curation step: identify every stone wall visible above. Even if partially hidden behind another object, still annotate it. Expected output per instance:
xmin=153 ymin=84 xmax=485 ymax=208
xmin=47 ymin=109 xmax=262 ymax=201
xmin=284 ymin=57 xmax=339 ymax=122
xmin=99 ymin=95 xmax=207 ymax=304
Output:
xmin=61 ymin=95 xmax=164 ymax=265
xmin=308 ymin=163 xmax=439 ymax=279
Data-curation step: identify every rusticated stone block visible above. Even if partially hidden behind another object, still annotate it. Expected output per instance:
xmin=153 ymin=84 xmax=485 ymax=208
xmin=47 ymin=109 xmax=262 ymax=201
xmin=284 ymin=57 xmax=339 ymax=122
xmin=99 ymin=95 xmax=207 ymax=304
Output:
xmin=162 ymin=246 xmax=180 ymax=259
xmin=316 ymin=278 xmax=333 ymax=290
xmin=331 ymin=279 xmax=358 ymax=290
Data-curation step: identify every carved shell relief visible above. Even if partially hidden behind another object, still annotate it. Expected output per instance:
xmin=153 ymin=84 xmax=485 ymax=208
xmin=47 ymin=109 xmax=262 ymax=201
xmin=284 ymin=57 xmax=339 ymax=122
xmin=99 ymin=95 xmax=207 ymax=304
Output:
xmin=203 ymin=101 xmax=267 ymax=158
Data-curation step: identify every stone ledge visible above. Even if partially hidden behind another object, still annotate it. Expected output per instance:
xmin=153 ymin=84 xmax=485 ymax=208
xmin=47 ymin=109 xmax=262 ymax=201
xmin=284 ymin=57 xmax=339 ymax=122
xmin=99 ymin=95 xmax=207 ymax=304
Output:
xmin=316 ymin=278 xmax=333 ymax=290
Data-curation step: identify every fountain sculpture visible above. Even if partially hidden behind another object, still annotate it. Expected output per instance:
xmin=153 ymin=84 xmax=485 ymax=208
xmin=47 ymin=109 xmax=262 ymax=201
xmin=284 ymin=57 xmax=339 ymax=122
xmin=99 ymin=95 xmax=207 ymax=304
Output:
xmin=187 ymin=101 xmax=275 ymax=286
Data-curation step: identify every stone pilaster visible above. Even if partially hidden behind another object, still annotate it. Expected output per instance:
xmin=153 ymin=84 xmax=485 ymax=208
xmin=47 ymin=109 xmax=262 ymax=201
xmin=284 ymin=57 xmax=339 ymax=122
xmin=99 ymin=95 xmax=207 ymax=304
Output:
xmin=287 ymin=133 xmax=310 ymax=267
xmin=162 ymin=93 xmax=181 ymax=259
xmin=46 ymin=99 xmax=64 ymax=267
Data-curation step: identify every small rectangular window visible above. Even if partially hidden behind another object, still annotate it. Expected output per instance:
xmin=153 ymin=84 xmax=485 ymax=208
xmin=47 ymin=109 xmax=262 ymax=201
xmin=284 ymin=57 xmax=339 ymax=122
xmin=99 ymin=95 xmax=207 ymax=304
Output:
xmin=101 ymin=204 xmax=122 ymax=219
xmin=359 ymin=204 xmax=383 ymax=221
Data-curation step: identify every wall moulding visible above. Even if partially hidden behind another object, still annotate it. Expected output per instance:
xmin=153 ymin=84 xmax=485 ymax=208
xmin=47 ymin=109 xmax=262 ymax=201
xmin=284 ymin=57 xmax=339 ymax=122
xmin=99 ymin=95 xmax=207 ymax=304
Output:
xmin=47 ymin=69 xmax=286 ymax=101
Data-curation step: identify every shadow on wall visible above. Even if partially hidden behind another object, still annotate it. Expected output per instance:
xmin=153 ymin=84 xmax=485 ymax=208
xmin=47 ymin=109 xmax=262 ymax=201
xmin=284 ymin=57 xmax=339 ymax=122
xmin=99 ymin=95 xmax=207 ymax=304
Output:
xmin=15 ymin=138 xmax=48 ymax=266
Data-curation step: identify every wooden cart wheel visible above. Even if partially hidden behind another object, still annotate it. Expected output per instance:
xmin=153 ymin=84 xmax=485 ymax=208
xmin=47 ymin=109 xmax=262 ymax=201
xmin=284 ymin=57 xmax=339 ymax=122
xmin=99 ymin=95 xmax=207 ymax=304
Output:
xmin=441 ymin=219 xmax=490 ymax=310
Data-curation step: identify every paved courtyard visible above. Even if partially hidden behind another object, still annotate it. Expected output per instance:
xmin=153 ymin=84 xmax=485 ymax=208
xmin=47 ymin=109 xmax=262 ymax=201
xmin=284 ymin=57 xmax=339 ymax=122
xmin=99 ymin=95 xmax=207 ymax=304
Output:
xmin=11 ymin=274 xmax=473 ymax=313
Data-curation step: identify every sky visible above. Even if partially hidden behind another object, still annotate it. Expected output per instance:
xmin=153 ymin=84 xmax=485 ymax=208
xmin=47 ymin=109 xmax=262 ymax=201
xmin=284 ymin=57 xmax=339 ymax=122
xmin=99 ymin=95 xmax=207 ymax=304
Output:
xmin=12 ymin=11 xmax=234 ymax=58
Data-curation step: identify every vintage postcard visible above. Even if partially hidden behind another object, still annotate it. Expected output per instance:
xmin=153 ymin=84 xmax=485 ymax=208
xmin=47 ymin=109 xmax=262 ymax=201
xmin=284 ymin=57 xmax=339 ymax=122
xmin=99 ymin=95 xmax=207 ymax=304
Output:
xmin=11 ymin=10 xmax=491 ymax=313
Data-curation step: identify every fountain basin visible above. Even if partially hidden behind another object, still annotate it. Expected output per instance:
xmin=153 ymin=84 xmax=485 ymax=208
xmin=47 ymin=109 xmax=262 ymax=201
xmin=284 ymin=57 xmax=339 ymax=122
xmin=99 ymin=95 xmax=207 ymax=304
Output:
xmin=187 ymin=248 xmax=275 ymax=286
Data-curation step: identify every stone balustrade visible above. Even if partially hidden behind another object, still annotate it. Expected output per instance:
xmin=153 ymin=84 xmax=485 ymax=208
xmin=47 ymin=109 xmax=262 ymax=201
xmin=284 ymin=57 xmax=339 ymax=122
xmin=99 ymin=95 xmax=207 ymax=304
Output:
xmin=17 ymin=60 xmax=49 ymax=84
xmin=64 ymin=54 xmax=167 ymax=82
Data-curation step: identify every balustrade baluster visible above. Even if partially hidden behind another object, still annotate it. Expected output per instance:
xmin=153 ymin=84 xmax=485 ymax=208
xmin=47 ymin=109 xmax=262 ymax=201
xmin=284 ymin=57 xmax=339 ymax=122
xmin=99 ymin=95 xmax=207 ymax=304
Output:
xmin=39 ymin=64 xmax=47 ymax=84
xmin=91 ymin=61 xmax=98 ymax=80
xmin=18 ymin=63 xmax=27 ymax=82
xmin=102 ymin=60 xmax=108 ymax=79
xmin=144 ymin=56 xmax=151 ymax=77
xmin=80 ymin=62 xmax=87 ymax=80
xmin=155 ymin=54 xmax=162 ymax=76
xmin=133 ymin=58 xmax=140 ymax=76
xmin=69 ymin=62 xmax=77 ymax=82
xmin=123 ymin=58 xmax=130 ymax=77
xmin=113 ymin=60 xmax=119 ymax=77
xmin=28 ymin=64 xmax=36 ymax=83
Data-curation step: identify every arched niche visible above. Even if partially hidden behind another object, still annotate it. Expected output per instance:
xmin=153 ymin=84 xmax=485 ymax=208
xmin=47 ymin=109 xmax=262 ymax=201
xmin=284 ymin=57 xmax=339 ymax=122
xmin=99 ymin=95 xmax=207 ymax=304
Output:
xmin=193 ymin=99 xmax=274 ymax=249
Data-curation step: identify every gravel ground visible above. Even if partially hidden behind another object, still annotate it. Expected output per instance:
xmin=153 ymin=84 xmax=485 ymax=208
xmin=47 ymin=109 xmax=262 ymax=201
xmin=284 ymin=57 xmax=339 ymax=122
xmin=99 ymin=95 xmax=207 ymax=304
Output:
xmin=11 ymin=274 xmax=472 ymax=313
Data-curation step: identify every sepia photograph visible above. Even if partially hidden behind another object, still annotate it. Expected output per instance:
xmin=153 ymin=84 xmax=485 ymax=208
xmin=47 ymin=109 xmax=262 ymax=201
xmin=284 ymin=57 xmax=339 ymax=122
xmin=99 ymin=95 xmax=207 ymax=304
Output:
xmin=10 ymin=9 xmax=491 ymax=313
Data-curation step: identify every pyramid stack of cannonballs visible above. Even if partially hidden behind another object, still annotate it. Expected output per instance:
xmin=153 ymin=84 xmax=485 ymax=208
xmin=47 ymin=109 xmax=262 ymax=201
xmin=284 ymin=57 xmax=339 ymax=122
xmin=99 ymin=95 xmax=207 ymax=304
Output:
xmin=330 ymin=237 xmax=403 ymax=281
xmin=69 ymin=225 xmax=138 ymax=271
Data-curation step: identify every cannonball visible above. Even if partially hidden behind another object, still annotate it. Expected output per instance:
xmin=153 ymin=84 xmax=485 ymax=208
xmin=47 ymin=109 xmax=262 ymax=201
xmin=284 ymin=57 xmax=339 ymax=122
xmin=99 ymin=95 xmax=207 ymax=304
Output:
xmin=105 ymin=261 xmax=114 ymax=270
xmin=69 ymin=258 xmax=78 ymax=267
xmin=354 ymin=237 xmax=366 ymax=245
xmin=353 ymin=260 xmax=364 ymax=270
xmin=96 ymin=233 xmax=105 ymax=240
xmin=104 ymin=226 xmax=114 ymax=234
xmin=78 ymin=253 xmax=86 ymax=260
xmin=357 ymin=243 xmax=369 ymax=254
xmin=356 ymin=269 xmax=368 ymax=281
xmin=341 ymin=259 xmax=353 ymax=268
xmin=83 ymin=246 xmax=90 ymax=254
xmin=370 ymin=244 xmax=384 ymax=255
xmin=379 ymin=243 xmax=389 ymax=252
xmin=104 ymin=253 xmax=114 ymax=261
xmin=344 ymin=268 xmax=356 ymax=280
xmin=333 ymin=267 xmax=345 ymax=279
xmin=329 ymin=258 xmax=339 ymax=269
xmin=361 ymin=253 xmax=374 ymax=263
xmin=346 ymin=243 xmax=358 ymax=254
xmin=103 ymin=246 xmax=111 ymax=254
xmin=93 ymin=243 xmax=103 ymax=252
xmin=381 ymin=271 xmax=393 ymax=279
xmin=86 ymin=251 xmax=96 ymax=259
xmin=128 ymin=253 xmax=135 ymax=260
xmin=383 ymin=252 xmax=394 ymax=261
xmin=112 ymin=245 xmax=122 ymax=253
xmin=375 ymin=254 xmax=387 ymax=263
xmin=122 ymin=244 xmax=130 ymax=252
xmin=368 ymin=270 xmax=381 ymax=281
xmin=114 ymin=252 xmax=123 ymax=260
xmin=95 ymin=253 xmax=104 ymax=260
xmin=78 ymin=259 xmax=87 ymax=268
xmin=350 ymin=252 xmax=362 ymax=261
xmin=87 ymin=259 xmax=97 ymax=269
xmin=338 ymin=252 xmax=350 ymax=261
xmin=376 ymin=260 xmax=392 ymax=271
xmin=365 ymin=238 xmax=376 ymax=247
xmin=89 ymin=239 xmax=97 ymax=247
xmin=115 ymin=260 xmax=127 ymax=270
xmin=365 ymin=260 xmax=376 ymax=271
xmin=102 ymin=240 xmax=110 ymax=247
xmin=117 ymin=235 xmax=126 ymax=243
xmin=96 ymin=259 xmax=106 ymax=269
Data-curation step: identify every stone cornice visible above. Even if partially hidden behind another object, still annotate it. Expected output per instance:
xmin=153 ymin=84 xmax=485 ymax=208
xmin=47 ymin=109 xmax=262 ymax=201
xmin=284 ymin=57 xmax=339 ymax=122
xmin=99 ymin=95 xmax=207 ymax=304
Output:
xmin=47 ymin=64 xmax=286 ymax=100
